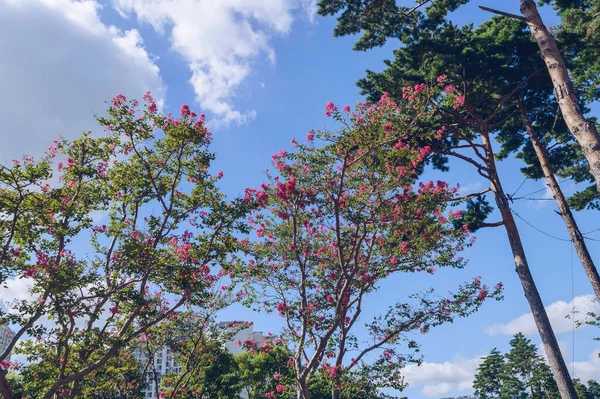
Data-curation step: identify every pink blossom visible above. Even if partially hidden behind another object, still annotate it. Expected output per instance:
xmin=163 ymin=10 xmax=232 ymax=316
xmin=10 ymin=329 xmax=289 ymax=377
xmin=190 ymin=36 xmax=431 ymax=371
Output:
xmin=325 ymin=101 xmax=337 ymax=117
xmin=453 ymin=95 xmax=465 ymax=109
xmin=276 ymin=385 xmax=285 ymax=393
xmin=174 ymin=243 xmax=192 ymax=262
xmin=24 ymin=268 xmax=38 ymax=278
xmin=112 ymin=94 xmax=126 ymax=107
xmin=444 ymin=84 xmax=456 ymax=94
xmin=143 ymin=90 xmax=154 ymax=102
xmin=180 ymin=104 xmax=191 ymax=117
xmin=109 ymin=304 xmax=119 ymax=316
xmin=306 ymin=132 xmax=314 ymax=141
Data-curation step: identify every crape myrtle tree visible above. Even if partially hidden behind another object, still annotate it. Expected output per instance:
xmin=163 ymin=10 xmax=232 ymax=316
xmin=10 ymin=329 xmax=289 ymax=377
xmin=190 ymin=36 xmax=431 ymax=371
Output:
xmin=235 ymin=342 xmax=393 ymax=399
xmin=0 ymin=93 xmax=248 ymax=399
xmin=234 ymin=344 xmax=296 ymax=399
xmin=316 ymin=2 xmax=594 ymax=398
xmin=6 ymin=344 xmax=144 ymax=399
xmin=152 ymin=312 xmax=247 ymax=399
xmin=6 ymin=310 xmax=245 ymax=399
xmin=233 ymin=95 xmax=502 ymax=399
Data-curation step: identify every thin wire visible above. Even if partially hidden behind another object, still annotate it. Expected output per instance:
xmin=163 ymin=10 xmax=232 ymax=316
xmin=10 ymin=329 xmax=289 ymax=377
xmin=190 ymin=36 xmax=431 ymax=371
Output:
xmin=583 ymin=226 xmax=600 ymax=235
xmin=512 ymin=177 xmax=529 ymax=196
xmin=511 ymin=207 xmax=572 ymax=242
xmin=510 ymin=207 xmax=599 ymax=242
xmin=571 ymin=242 xmax=575 ymax=377
xmin=517 ymin=197 xmax=555 ymax=201
xmin=512 ymin=179 xmax=571 ymax=200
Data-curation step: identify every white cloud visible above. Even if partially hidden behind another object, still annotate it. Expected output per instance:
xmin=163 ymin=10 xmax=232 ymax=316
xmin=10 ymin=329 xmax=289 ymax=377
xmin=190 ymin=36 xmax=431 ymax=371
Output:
xmin=113 ymin=0 xmax=313 ymax=125
xmin=0 ymin=277 xmax=111 ymax=343
xmin=457 ymin=181 xmax=484 ymax=196
xmin=0 ymin=0 xmax=165 ymax=162
xmin=401 ymin=348 xmax=600 ymax=398
xmin=572 ymin=349 xmax=600 ymax=381
xmin=0 ymin=278 xmax=36 ymax=312
xmin=299 ymin=0 xmax=318 ymax=22
xmin=487 ymin=294 xmax=598 ymax=336
xmin=530 ymin=182 xmax=555 ymax=210
xmin=402 ymin=356 xmax=482 ymax=397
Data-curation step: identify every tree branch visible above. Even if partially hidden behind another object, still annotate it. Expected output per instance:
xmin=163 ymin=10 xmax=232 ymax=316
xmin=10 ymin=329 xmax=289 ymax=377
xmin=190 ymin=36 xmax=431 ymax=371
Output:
xmin=479 ymin=6 xmax=528 ymax=21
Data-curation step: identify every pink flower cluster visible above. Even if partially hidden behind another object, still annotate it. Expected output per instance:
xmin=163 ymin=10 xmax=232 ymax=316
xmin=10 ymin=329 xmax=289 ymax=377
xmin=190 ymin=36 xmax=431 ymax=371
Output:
xmin=325 ymin=101 xmax=337 ymax=117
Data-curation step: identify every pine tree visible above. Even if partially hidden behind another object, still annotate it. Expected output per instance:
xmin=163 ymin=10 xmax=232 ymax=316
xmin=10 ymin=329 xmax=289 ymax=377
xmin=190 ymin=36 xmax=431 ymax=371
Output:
xmin=506 ymin=333 xmax=540 ymax=399
xmin=587 ymin=380 xmax=600 ymax=399
xmin=505 ymin=333 xmax=559 ymax=399
xmin=574 ymin=379 xmax=593 ymax=399
xmin=474 ymin=349 xmax=505 ymax=399
xmin=531 ymin=360 xmax=560 ymax=399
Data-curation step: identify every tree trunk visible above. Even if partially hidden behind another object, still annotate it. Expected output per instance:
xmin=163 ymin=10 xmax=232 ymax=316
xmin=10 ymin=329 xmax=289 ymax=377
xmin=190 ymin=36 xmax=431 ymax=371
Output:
xmin=519 ymin=104 xmax=600 ymax=301
xmin=479 ymin=126 xmax=578 ymax=399
xmin=528 ymin=370 xmax=535 ymax=399
xmin=0 ymin=370 xmax=13 ymax=399
xmin=520 ymin=0 xmax=600 ymax=192
xmin=331 ymin=379 xmax=340 ymax=399
xmin=297 ymin=379 xmax=311 ymax=399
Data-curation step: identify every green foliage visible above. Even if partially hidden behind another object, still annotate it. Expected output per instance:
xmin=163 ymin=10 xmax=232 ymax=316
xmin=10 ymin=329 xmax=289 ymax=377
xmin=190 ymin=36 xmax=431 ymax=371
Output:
xmin=317 ymin=0 xmax=469 ymax=50
xmin=7 ymin=346 xmax=143 ymax=399
xmin=235 ymin=346 xmax=293 ymax=399
xmin=472 ymin=333 xmax=600 ymax=399
xmin=452 ymin=196 xmax=494 ymax=232
xmin=473 ymin=348 xmax=505 ymax=399
xmin=233 ymin=96 xmax=502 ymax=399
xmin=0 ymin=94 xmax=248 ymax=398
xmin=318 ymin=0 xmax=600 ymax=215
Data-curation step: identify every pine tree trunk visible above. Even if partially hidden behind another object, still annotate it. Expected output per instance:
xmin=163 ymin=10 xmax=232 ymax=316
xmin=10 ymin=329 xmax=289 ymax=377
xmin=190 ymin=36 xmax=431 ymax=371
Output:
xmin=520 ymin=0 xmax=600 ymax=192
xmin=519 ymin=104 xmax=600 ymax=301
xmin=479 ymin=126 xmax=578 ymax=399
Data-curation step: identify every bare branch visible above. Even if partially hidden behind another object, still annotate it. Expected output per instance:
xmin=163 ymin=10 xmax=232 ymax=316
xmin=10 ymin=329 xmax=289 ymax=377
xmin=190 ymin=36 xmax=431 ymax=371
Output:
xmin=479 ymin=5 xmax=528 ymax=21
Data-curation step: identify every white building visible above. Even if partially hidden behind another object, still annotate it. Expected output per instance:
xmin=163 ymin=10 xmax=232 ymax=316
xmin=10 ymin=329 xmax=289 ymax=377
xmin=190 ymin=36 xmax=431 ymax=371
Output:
xmin=136 ymin=323 xmax=266 ymax=399
xmin=0 ymin=324 xmax=15 ymax=361
xmin=222 ymin=322 xmax=267 ymax=356
xmin=135 ymin=345 xmax=182 ymax=399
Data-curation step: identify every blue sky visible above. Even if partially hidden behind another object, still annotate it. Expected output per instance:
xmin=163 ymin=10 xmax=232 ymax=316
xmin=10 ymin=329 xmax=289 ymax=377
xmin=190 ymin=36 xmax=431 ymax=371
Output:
xmin=0 ymin=0 xmax=599 ymax=398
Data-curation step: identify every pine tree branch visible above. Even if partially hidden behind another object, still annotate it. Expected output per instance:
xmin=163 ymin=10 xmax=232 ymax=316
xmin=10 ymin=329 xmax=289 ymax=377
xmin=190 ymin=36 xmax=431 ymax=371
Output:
xmin=479 ymin=6 xmax=528 ymax=22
